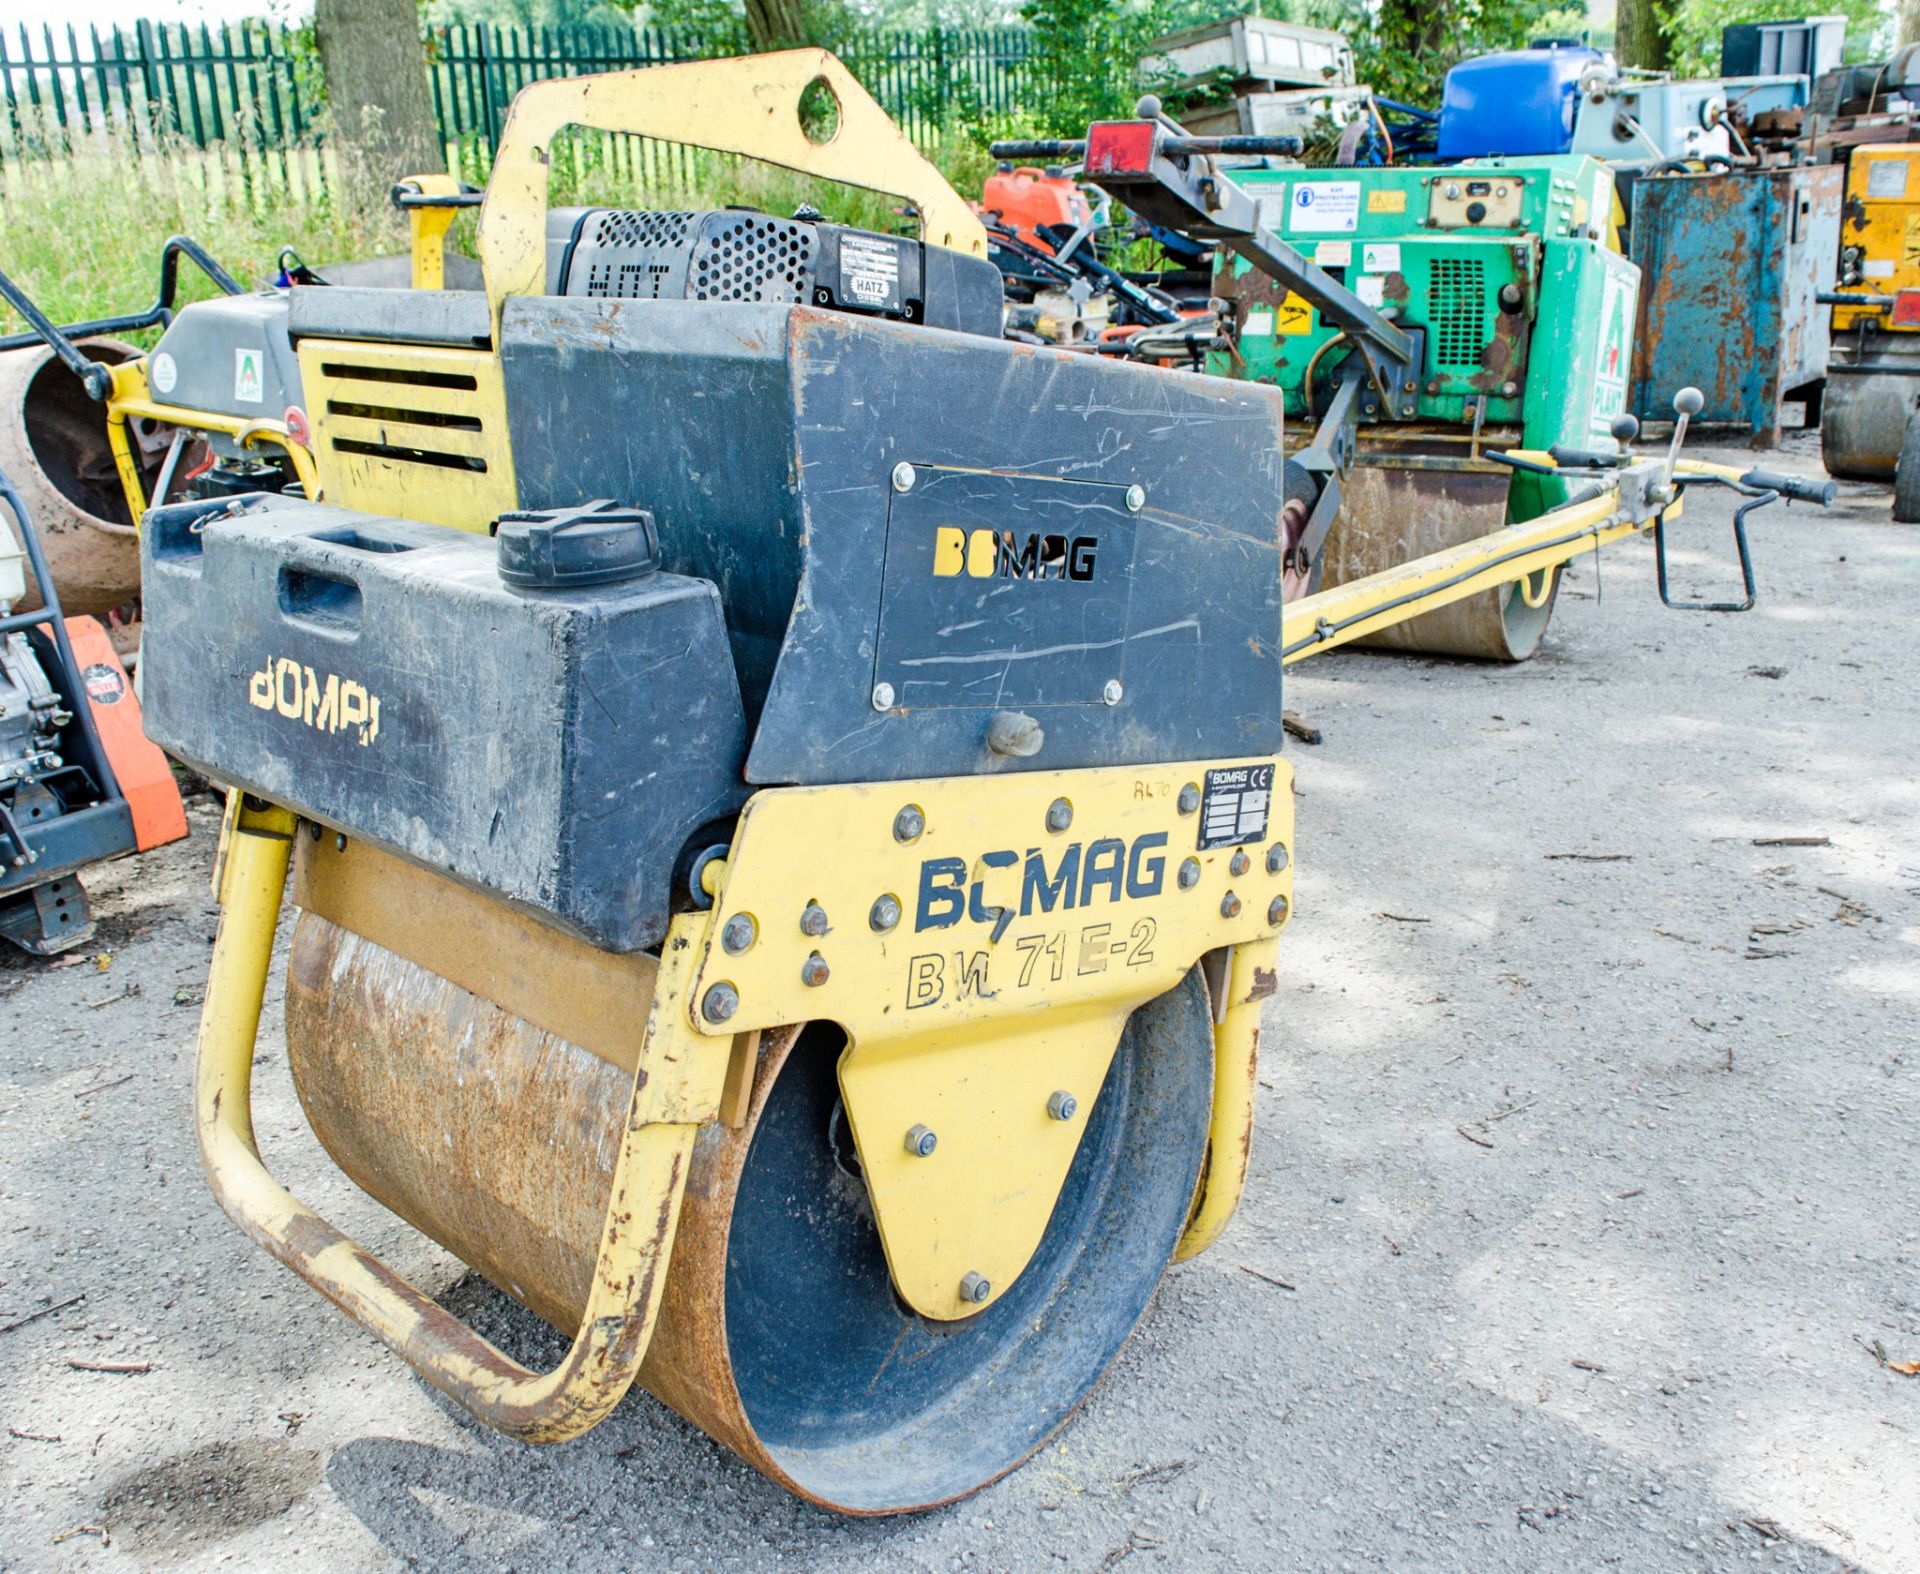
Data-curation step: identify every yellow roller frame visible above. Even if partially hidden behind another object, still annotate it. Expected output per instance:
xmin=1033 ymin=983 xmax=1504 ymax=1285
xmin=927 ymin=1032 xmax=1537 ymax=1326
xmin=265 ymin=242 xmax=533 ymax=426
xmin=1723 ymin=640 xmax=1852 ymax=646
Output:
xmin=476 ymin=49 xmax=988 ymax=326
xmin=685 ymin=761 xmax=1292 ymax=1318
xmin=197 ymin=794 xmax=732 ymax=1443
xmin=102 ymin=359 xmax=319 ymax=519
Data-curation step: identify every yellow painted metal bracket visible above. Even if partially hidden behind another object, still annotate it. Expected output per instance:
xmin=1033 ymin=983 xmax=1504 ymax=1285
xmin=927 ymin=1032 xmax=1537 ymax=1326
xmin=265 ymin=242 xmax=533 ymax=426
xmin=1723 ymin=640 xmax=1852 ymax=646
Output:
xmin=195 ymin=792 xmax=730 ymax=1443
xmin=397 ymin=173 xmax=468 ymax=291
xmin=477 ymin=50 xmax=988 ymax=326
xmin=686 ymin=759 xmax=1294 ymax=1319
xmin=104 ymin=360 xmax=320 ymax=518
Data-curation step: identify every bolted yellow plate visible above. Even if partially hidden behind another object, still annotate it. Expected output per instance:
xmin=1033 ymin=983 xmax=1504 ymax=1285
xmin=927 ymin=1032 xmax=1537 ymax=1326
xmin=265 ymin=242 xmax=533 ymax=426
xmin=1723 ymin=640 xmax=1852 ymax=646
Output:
xmin=688 ymin=758 xmax=1294 ymax=1319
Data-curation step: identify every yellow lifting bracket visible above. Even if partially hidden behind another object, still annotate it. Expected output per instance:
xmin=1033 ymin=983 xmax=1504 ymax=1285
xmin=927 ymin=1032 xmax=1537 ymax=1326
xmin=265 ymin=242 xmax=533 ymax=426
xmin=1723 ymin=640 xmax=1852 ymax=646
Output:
xmin=475 ymin=49 xmax=989 ymax=326
xmin=196 ymin=793 xmax=732 ymax=1443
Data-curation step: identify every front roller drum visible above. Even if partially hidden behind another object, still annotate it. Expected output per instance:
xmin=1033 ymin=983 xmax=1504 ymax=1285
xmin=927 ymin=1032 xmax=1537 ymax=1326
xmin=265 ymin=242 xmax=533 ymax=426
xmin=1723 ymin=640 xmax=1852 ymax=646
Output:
xmin=1319 ymin=465 xmax=1558 ymax=661
xmin=1822 ymin=356 xmax=1920 ymax=482
xmin=286 ymin=916 xmax=1217 ymax=1514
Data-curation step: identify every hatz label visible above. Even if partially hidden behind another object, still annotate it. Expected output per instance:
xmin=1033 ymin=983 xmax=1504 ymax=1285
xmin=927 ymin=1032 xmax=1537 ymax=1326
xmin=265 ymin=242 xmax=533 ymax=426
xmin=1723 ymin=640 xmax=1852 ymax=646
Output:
xmin=1289 ymin=181 xmax=1359 ymax=233
xmin=248 ymin=656 xmax=382 ymax=745
xmin=1197 ymin=764 xmax=1274 ymax=850
xmin=839 ymin=233 xmax=902 ymax=310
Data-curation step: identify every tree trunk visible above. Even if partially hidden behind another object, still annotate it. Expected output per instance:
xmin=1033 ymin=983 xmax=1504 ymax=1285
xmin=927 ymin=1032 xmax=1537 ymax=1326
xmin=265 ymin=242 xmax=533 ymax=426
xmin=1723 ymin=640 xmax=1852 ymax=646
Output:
xmin=745 ymin=0 xmax=813 ymax=51
xmin=314 ymin=0 xmax=445 ymax=231
xmin=1900 ymin=0 xmax=1920 ymax=49
xmin=1614 ymin=0 xmax=1670 ymax=73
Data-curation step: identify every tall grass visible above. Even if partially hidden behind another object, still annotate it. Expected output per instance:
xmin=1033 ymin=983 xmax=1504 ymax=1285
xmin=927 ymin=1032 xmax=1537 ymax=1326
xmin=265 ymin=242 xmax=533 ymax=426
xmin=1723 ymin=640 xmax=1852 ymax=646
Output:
xmin=0 ymin=123 xmax=1000 ymax=338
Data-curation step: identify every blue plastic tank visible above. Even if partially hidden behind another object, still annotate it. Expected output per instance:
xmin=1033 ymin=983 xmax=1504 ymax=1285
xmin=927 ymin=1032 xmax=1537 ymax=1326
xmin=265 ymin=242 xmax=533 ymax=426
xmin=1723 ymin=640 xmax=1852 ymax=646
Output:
xmin=1439 ymin=44 xmax=1602 ymax=159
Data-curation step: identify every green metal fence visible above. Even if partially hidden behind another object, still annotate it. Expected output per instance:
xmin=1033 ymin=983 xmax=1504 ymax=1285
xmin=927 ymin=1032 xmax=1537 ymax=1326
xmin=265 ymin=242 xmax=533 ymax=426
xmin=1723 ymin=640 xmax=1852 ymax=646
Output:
xmin=0 ymin=18 xmax=1032 ymax=172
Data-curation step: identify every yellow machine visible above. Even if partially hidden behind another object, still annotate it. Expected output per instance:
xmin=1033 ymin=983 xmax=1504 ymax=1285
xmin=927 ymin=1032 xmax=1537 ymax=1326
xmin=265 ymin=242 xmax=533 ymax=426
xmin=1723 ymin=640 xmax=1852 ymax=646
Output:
xmin=123 ymin=52 xmax=1827 ymax=1515
xmin=1821 ymin=142 xmax=1920 ymax=513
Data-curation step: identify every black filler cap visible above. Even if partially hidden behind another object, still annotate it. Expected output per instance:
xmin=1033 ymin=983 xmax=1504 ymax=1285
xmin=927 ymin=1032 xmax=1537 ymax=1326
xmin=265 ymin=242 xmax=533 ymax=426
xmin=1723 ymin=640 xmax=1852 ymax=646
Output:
xmin=495 ymin=500 xmax=660 ymax=590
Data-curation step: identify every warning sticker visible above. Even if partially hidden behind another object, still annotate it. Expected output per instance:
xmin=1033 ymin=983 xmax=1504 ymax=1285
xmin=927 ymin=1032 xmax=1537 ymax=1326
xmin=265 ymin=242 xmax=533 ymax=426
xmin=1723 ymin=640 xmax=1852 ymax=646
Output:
xmin=82 ymin=662 xmax=126 ymax=706
xmin=839 ymin=233 xmax=904 ymax=312
xmin=1288 ymin=181 xmax=1360 ymax=234
xmin=1588 ymin=267 xmax=1633 ymax=438
xmin=1198 ymin=763 xmax=1275 ymax=851
xmin=1367 ymin=188 xmax=1407 ymax=215
xmin=233 ymin=347 xmax=264 ymax=404
xmin=1361 ymin=242 xmax=1401 ymax=274
xmin=1868 ymin=159 xmax=1910 ymax=199
xmin=1313 ymin=240 xmax=1352 ymax=267
xmin=1276 ymin=293 xmax=1314 ymax=335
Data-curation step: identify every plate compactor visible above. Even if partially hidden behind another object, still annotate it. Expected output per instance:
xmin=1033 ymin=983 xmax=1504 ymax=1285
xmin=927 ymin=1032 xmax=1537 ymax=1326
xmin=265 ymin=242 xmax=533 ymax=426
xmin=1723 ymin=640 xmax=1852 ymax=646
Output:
xmin=135 ymin=55 xmax=1832 ymax=1514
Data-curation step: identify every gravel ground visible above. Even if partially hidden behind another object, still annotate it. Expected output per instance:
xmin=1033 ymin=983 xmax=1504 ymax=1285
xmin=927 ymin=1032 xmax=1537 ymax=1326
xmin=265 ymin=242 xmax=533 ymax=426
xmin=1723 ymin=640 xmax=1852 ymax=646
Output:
xmin=1 ymin=434 xmax=1916 ymax=1573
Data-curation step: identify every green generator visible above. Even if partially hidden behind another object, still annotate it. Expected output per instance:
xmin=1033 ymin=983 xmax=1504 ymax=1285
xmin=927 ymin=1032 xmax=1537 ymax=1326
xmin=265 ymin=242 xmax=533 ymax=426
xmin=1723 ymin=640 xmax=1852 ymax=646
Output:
xmin=1211 ymin=157 xmax=1638 ymax=658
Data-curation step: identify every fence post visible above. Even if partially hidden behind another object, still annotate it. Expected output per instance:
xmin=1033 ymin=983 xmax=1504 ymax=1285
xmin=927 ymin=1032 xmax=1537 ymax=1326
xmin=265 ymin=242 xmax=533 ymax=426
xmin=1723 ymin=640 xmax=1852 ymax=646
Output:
xmin=477 ymin=20 xmax=498 ymax=153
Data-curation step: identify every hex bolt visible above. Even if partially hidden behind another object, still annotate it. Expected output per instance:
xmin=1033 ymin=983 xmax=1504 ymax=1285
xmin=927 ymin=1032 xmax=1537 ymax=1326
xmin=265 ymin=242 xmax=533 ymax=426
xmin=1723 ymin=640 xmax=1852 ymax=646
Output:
xmin=1177 ymin=783 xmax=1200 ymax=815
xmin=1220 ymin=891 xmax=1242 ymax=918
xmin=892 ymin=461 xmax=917 ymax=493
xmin=959 ymin=1271 xmax=992 ymax=1304
xmin=800 ymin=902 xmax=829 ymax=937
xmin=1230 ymin=850 xmax=1250 ymax=877
xmin=1178 ymin=857 xmax=1201 ymax=890
xmin=1269 ymin=895 xmax=1290 ymax=926
xmin=1047 ymin=1090 xmax=1078 ymax=1122
xmin=702 ymin=982 xmax=740 ymax=1024
xmin=870 ymin=893 xmax=902 ymax=932
xmin=334 ymin=832 xmax=347 ymax=852
xmin=801 ymin=952 xmax=830 ymax=988
xmin=894 ymin=804 xmax=925 ymax=843
xmin=1102 ymin=678 xmax=1124 ymax=706
xmin=872 ymin=681 xmax=896 ymax=712
xmin=1124 ymin=483 xmax=1146 ymax=512
xmin=1500 ymin=381 xmax=1518 ymax=397
xmin=721 ymin=914 xmax=757 ymax=954
xmin=1045 ymin=797 xmax=1073 ymax=833
xmin=905 ymin=1124 xmax=938 ymax=1158
xmin=1266 ymin=842 xmax=1290 ymax=874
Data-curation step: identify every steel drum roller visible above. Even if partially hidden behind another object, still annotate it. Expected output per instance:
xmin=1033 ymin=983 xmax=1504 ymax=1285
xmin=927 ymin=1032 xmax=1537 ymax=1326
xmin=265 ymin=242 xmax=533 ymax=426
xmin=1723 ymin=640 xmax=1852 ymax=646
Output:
xmin=285 ymin=912 xmax=1218 ymax=1513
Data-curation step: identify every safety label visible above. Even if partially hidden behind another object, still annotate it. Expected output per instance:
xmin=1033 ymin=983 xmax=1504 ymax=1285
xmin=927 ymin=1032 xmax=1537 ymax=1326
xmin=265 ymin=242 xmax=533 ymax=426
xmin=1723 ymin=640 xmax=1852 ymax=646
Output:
xmin=1197 ymin=762 xmax=1274 ymax=850
xmin=1276 ymin=293 xmax=1314 ymax=335
xmin=839 ymin=233 xmax=903 ymax=311
xmin=233 ymin=347 xmax=264 ymax=404
xmin=1288 ymin=181 xmax=1360 ymax=233
xmin=150 ymin=352 xmax=177 ymax=396
xmin=1868 ymin=159 xmax=1910 ymax=199
xmin=1362 ymin=242 xmax=1401 ymax=274
xmin=1313 ymin=240 xmax=1352 ymax=267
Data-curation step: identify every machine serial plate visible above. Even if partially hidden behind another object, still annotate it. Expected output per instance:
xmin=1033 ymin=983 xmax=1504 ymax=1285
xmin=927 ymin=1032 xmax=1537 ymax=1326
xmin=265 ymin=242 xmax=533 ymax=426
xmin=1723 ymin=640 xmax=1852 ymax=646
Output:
xmin=874 ymin=467 xmax=1140 ymax=709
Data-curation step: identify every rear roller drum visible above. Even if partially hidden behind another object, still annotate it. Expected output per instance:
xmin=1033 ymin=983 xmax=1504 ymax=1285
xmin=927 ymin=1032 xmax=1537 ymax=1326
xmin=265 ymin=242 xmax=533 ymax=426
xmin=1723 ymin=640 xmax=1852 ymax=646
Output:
xmin=1822 ymin=360 xmax=1920 ymax=482
xmin=285 ymin=916 xmax=1218 ymax=1514
xmin=1320 ymin=464 xmax=1559 ymax=661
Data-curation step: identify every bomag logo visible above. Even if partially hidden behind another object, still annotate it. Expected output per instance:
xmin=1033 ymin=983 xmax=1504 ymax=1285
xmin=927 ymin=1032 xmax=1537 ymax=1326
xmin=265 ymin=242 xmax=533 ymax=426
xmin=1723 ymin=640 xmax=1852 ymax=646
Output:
xmin=248 ymin=656 xmax=382 ymax=746
xmin=932 ymin=528 xmax=1099 ymax=582
xmin=916 ymin=832 xmax=1167 ymax=942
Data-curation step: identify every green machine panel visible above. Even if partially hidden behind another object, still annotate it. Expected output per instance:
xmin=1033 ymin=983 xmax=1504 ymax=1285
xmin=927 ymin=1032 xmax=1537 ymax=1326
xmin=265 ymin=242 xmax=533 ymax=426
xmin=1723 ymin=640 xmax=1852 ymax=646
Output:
xmin=1211 ymin=158 xmax=1639 ymax=470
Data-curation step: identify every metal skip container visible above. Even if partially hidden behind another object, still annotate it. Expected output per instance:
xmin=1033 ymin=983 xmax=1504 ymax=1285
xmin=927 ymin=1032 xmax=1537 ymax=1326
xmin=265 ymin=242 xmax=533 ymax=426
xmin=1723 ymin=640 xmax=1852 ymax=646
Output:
xmin=1628 ymin=164 xmax=1844 ymax=443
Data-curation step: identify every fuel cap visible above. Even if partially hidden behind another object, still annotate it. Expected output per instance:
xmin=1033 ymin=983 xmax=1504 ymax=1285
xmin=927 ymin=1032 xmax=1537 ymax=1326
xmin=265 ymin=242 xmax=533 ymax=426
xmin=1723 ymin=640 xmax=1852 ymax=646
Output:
xmin=495 ymin=500 xmax=660 ymax=589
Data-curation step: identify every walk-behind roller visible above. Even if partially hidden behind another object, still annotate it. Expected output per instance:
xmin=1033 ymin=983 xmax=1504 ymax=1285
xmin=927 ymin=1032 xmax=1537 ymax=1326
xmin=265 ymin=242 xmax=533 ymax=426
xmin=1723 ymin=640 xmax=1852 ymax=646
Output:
xmin=1819 ymin=143 xmax=1920 ymax=513
xmin=1215 ymin=158 xmax=1639 ymax=660
xmin=141 ymin=54 xmax=1834 ymax=1513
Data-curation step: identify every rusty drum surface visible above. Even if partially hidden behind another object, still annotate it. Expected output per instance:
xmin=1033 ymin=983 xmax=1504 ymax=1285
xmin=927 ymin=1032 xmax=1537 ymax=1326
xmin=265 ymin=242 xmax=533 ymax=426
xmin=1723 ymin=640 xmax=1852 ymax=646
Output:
xmin=284 ymin=913 xmax=1218 ymax=1513
xmin=1320 ymin=463 xmax=1558 ymax=661
xmin=0 ymin=337 xmax=151 ymax=616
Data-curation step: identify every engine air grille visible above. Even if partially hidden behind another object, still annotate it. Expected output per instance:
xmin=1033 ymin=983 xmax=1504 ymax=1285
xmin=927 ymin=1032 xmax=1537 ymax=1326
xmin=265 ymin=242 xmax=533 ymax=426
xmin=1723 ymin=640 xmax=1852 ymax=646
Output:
xmin=1431 ymin=258 xmax=1488 ymax=371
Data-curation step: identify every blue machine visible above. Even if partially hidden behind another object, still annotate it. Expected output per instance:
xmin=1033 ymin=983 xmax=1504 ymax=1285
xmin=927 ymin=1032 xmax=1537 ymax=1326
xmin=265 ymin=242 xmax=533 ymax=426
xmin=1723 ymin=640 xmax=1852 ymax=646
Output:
xmin=1439 ymin=42 xmax=1810 ymax=167
xmin=1438 ymin=44 xmax=1600 ymax=160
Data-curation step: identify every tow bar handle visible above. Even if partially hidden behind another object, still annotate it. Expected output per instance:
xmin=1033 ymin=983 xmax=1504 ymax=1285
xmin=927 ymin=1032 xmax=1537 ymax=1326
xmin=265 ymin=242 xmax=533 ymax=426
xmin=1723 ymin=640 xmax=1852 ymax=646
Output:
xmin=1739 ymin=468 xmax=1838 ymax=506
